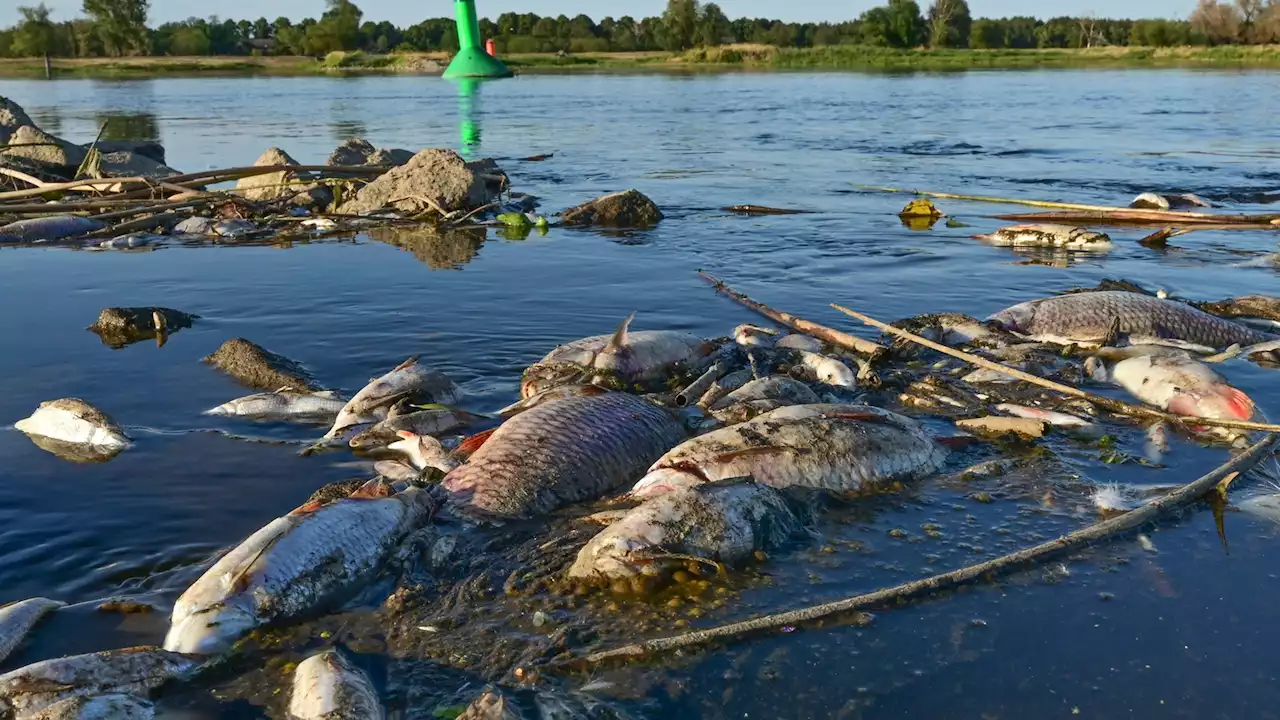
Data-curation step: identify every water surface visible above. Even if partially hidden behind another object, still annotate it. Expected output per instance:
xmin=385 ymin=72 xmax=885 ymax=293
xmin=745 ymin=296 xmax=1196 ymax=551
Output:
xmin=2 ymin=71 xmax=1279 ymax=718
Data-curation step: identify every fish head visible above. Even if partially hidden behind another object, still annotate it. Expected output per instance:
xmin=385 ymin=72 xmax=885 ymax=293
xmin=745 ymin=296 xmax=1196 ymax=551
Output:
xmin=163 ymin=605 xmax=256 ymax=655
xmin=629 ymin=467 xmax=705 ymax=499
xmin=733 ymin=324 xmax=777 ymax=347
xmin=520 ymin=363 xmax=590 ymax=399
xmin=987 ymin=300 xmax=1039 ymax=335
xmin=1167 ymin=385 xmax=1255 ymax=421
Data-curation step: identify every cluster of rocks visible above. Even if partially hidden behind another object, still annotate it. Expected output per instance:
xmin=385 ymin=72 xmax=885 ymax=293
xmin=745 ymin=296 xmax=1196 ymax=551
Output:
xmin=0 ymin=96 xmax=179 ymax=181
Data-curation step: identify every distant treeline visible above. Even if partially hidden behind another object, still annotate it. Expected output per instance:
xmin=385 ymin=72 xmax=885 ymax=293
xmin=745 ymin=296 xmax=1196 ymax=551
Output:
xmin=2 ymin=0 xmax=1278 ymax=59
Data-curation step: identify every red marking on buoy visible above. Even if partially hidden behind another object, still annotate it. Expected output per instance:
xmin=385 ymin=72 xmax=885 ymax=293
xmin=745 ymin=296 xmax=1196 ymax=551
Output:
xmin=485 ymin=39 xmax=497 ymax=56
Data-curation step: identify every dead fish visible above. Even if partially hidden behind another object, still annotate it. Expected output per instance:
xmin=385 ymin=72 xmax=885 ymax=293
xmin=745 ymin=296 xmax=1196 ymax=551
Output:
xmin=0 ymin=216 xmax=105 ymax=243
xmin=348 ymin=407 xmax=480 ymax=450
xmin=710 ymin=399 xmax=787 ymax=425
xmin=631 ymin=404 xmax=946 ymax=497
xmin=1108 ymin=354 xmax=1254 ymax=420
xmin=443 ymin=393 xmax=687 ymax=519
xmin=23 ymin=693 xmax=154 ymax=719
xmin=793 ymin=351 xmax=856 ymax=388
xmin=974 ymin=224 xmax=1112 ymax=250
xmin=891 ymin=313 xmax=1020 ymax=350
xmin=496 ymin=384 xmax=608 ymax=418
xmin=213 ymin=219 xmax=257 ymax=238
xmin=709 ymin=376 xmax=820 ymax=411
xmin=568 ymin=480 xmax=803 ymax=581
xmin=989 ymin=291 xmax=1277 ymax=351
xmin=0 ymin=598 xmax=64 ymax=666
xmin=520 ymin=313 xmax=713 ymax=398
xmin=774 ymin=334 xmax=824 ymax=352
xmin=1130 ymin=192 xmax=1212 ymax=210
xmin=14 ymin=399 xmax=130 ymax=451
xmin=164 ymin=487 xmax=436 ymax=655
xmin=1238 ymin=493 xmax=1280 ymax=522
xmin=203 ymin=390 xmax=347 ymax=421
xmin=288 ymin=649 xmax=383 ymax=720
xmin=460 ymin=686 xmax=634 ymax=720
xmin=322 ymin=358 xmax=461 ymax=440
xmin=172 ymin=217 xmax=217 ymax=235
xmin=374 ymin=460 xmax=422 ymax=483
xmin=0 ymin=647 xmax=199 ymax=718
xmin=387 ymin=431 xmax=460 ymax=473
xmin=732 ymin=324 xmax=777 ymax=347
xmin=98 ymin=232 xmax=163 ymax=250
xmin=993 ymin=403 xmax=1092 ymax=428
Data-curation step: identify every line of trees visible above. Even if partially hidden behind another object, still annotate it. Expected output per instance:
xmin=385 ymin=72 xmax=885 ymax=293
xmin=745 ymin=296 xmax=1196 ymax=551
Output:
xmin=2 ymin=0 xmax=1279 ymax=60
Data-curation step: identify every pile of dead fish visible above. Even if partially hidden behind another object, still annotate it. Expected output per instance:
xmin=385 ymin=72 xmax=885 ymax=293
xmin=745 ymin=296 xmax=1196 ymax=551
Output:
xmin=4 ymin=281 xmax=1280 ymax=718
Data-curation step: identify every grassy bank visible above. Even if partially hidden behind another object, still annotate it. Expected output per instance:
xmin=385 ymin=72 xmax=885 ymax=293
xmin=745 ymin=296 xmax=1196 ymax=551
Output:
xmin=2 ymin=45 xmax=1279 ymax=78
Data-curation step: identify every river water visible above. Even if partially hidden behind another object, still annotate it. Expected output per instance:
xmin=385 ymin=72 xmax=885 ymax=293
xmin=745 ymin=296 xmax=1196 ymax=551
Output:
xmin=1 ymin=71 xmax=1279 ymax=718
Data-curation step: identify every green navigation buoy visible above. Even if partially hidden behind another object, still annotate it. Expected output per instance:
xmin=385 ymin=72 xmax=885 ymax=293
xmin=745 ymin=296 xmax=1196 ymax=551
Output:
xmin=443 ymin=0 xmax=512 ymax=79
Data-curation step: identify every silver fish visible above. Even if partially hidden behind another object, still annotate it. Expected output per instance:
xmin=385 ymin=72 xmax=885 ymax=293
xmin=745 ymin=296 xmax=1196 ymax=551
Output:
xmin=1130 ymin=192 xmax=1211 ymax=210
xmin=974 ymin=224 xmax=1111 ymax=250
xmin=993 ymin=403 xmax=1092 ymax=428
xmin=631 ymin=404 xmax=946 ymax=497
xmin=387 ymin=432 xmax=460 ymax=473
xmin=15 ymin=399 xmax=130 ymax=451
xmin=203 ymin=390 xmax=347 ymax=421
xmin=349 ymin=407 xmax=479 ymax=450
xmin=289 ymin=649 xmax=383 ymax=720
xmin=164 ymin=487 xmax=435 ymax=655
xmin=1238 ymin=493 xmax=1280 ymax=522
xmin=0 ymin=216 xmax=105 ymax=243
xmin=172 ymin=217 xmax=217 ymax=235
xmin=774 ymin=334 xmax=824 ymax=352
xmin=23 ymin=693 xmax=153 ymax=719
xmin=732 ymin=324 xmax=777 ymax=348
xmin=213 ymin=219 xmax=257 ymax=238
xmin=792 ymin=351 xmax=856 ymax=388
xmin=989 ymin=291 xmax=1277 ymax=350
xmin=568 ymin=480 xmax=802 ymax=581
xmin=323 ymin=358 xmax=461 ymax=440
xmin=520 ymin=313 xmax=713 ymax=398
xmin=709 ymin=376 xmax=820 ymax=411
xmin=497 ymin=384 xmax=609 ymax=418
xmin=0 ymin=647 xmax=198 ymax=718
xmin=443 ymin=393 xmax=687 ymax=519
xmin=1109 ymin=354 xmax=1254 ymax=420
xmin=99 ymin=232 xmax=163 ymax=250
xmin=0 ymin=598 xmax=64 ymax=666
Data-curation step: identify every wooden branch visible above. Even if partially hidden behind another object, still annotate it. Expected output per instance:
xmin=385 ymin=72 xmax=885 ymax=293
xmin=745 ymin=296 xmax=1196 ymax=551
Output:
xmin=577 ymin=433 xmax=1279 ymax=665
xmin=993 ymin=210 xmax=1280 ymax=226
xmin=698 ymin=272 xmax=884 ymax=357
xmin=831 ymin=303 xmax=1280 ymax=435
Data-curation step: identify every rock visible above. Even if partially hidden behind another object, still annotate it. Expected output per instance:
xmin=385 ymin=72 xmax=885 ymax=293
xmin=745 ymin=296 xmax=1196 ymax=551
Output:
xmin=337 ymin=148 xmax=497 ymax=216
xmin=89 ymin=307 xmax=196 ymax=348
xmin=561 ymin=189 xmax=664 ymax=228
xmin=92 ymin=140 xmax=165 ymax=165
xmin=203 ymin=338 xmax=320 ymax=391
xmin=956 ymin=416 xmax=1048 ymax=440
xmin=0 ymin=96 xmax=34 ymax=144
xmin=327 ymin=137 xmax=414 ymax=167
xmin=288 ymin=182 xmax=334 ymax=212
xmin=235 ymin=147 xmax=306 ymax=202
xmin=98 ymin=150 xmax=180 ymax=179
xmin=3 ymin=125 xmax=87 ymax=170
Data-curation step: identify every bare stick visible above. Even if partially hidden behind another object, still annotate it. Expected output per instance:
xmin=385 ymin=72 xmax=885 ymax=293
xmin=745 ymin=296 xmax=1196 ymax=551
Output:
xmin=0 ymin=166 xmax=49 ymax=189
xmin=831 ymin=303 xmax=1280 ymax=435
xmin=699 ymin=272 xmax=884 ymax=357
xmin=993 ymin=210 xmax=1280 ymax=226
xmin=578 ymin=433 xmax=1278 ymax=665
xmin=859 ymin=185 xmax=1133 ymax=212
xmin=86 ymin=196 xmax=220 ymax=222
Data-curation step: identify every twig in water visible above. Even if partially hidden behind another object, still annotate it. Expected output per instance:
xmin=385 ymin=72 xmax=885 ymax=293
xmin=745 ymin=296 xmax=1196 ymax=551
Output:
xmin=859 ymin=185 xmax=1128 ymax=212
xmin=449 ymin=202 xmax=498 ymax=227
xmin=73 ymin=121 xmax=109 ymax=181
xmin=698 ymin=272 xmax=884 ymax=357
xmin=576 ymin=434 xmax=1278 ymax=666
xmin=993 ymin=209 xmax=1280 ymax=227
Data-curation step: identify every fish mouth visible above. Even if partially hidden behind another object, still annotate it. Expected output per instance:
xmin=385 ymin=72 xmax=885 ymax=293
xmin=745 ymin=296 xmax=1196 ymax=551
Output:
xmin=163 ymin=607 xmax=255 ymax=655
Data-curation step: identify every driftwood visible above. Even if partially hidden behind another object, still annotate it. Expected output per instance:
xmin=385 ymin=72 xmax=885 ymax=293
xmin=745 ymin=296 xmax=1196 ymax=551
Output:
xmin=831 ymin=303 xmax=1280 ymax=436
xmin=721 ymin=205 xmax=813 ymax=215
xmin=860 ymin=185 xmax=1128 ymax=212
xmin=699 ymin=272 xmax=884 ymax=357
xmin=577 ymin=433 xmax=1279 ymax=665
xmin=994 ymin=209 xmax=1280 ymax=226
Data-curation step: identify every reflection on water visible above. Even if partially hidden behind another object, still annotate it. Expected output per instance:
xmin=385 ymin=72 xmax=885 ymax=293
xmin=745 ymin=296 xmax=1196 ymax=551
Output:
xmin=21 ymin=434 xmax=124 ymax=464
xmin=96 ymin=112 xmax=159 ymax=141
xmin=364 ymin=224 xmax=486 ymax=270
xmin=330 ymin=117 xmax=369 ymax=145
xmin=28 ymin=107 xmax=62 ymax=135
xmin=456 ymin=78 xmax=483 ymax=158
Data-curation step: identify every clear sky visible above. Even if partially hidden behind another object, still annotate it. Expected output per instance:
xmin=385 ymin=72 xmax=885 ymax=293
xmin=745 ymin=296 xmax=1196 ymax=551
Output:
xmin=4 ymin=1 xmax=1199 ymax=27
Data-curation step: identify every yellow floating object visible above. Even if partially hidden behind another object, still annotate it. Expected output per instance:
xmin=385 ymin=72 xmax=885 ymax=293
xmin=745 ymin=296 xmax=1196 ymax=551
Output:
xmin=899 ymin=198 xmax=943 ymax=218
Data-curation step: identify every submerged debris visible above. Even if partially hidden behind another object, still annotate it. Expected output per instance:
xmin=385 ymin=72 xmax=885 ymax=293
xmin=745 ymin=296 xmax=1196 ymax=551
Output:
xmin=203 ymin=338 xmax=320 ymax=392
xmin=88 ymin=307 xmax=196 ymax=348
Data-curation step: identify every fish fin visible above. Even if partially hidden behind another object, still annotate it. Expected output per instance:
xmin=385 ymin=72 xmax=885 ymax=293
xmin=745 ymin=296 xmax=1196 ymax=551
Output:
xmin=1101 ymin=316 xmax=1124 ymax=348
xmin=712 ymin=446 xmax=807 ymax=463
xmin=1217 ymin=386 xmax=1255 ymax=419
xmin=396 ymin=430 xmax=419 ymax=440
xmin=601 ymin=312 xmax=637 ymax=356
xmin=349 ymin=479 xmax=393 ymax=499
xmin=455 ymin=428 xmax=497 ymax=458
xmin=1166 ymin=393 xmax=1202 ymax=417
xmin=392 ymin=356 xmax=420 ymax=372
